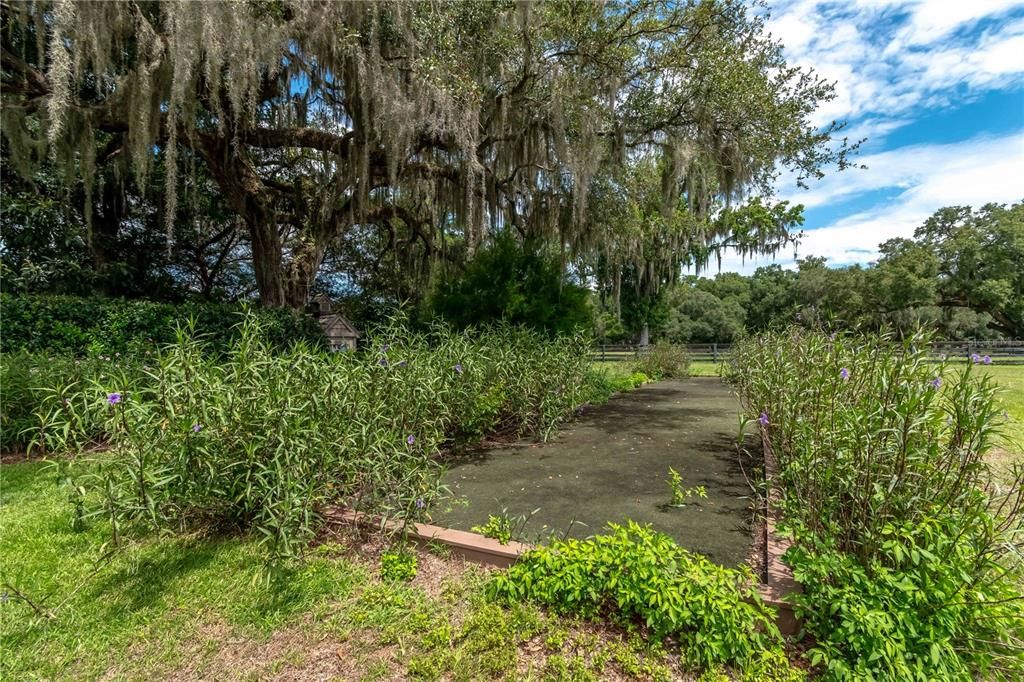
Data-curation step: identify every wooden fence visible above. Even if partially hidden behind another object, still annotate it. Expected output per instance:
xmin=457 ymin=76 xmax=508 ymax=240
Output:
xmin=591 ymin=340 xmax=1024 ymax=365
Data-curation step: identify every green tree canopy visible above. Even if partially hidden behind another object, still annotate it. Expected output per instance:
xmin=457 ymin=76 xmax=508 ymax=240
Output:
xmin=2 ymin=0 xmax=852 ymax=309
xmin=427 ymin=236 xmax=590 ymax=335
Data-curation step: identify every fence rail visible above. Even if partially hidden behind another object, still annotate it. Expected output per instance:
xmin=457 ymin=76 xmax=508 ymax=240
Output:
xmin=591 ymin=340 xmax=1024 ymax=365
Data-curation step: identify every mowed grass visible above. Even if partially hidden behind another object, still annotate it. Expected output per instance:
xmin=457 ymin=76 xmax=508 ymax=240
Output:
xmin=976 ymin=364 xmax=1024 ymax=467
xmin=590 ymin=359 xmax=722 ymax=379
xmin=0 ymin=461 xmax=678 ymax=681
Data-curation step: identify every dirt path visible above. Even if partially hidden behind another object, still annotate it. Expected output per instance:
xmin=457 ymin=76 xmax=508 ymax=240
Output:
xmin=433 ymin=377 xmax=756 ymax=566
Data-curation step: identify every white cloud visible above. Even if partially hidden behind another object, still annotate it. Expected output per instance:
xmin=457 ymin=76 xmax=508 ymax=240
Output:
xmin=790 ymin=133 xmax=1024 ymax=209
xmin=705 ymin=130 xmax=1024 ymax=275
xmin=766 ymin=0 xmax=1024 ymax=129
xmin=890 ymin=0 xmax=1024 ymax=47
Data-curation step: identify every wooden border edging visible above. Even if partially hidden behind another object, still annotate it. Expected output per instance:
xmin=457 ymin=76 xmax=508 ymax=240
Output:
xmin=325 ymin=507 xmax=530 ymax=568
xmin=758 ymin=431 xmax=802 ymax=636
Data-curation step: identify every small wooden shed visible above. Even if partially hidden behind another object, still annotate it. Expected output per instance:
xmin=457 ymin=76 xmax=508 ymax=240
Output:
xmin=311 ymin=294 xmax=361 ymax=352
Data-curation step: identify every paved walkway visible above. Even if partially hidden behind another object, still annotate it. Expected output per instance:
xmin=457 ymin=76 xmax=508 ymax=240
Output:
xmin=432 ymin=377 xmax=754 ymax=566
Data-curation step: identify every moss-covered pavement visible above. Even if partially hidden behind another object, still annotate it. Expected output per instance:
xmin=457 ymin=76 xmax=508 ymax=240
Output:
xmin=434 ymin=378 xmax=756 ymax=567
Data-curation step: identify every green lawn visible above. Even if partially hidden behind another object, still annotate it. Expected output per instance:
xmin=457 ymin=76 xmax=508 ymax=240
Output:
xmin=0 ymin=461 xmax=679 ymax=681
xmin=590 ymin=359 xmax=723 ymax=379
xmin=982 ymin=365 xmax=1024 ymax=436
xmin=976 ymin=365 xmax=1024 ymax=468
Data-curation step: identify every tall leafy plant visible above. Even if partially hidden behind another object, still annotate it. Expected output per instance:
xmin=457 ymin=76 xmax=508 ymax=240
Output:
xmin=726 ymin=329 xmax=1024 ymax=679
xmin=39 ymin=313 xmax=593 ymax=561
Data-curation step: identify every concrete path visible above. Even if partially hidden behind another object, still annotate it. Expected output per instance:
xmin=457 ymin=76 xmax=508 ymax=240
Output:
xmin=432 ymin=377 xmax=754 ymax=566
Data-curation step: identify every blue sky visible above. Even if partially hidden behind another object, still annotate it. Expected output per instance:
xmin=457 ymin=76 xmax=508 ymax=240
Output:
xmin=713 ymin=0 xmax=1024 ymax=274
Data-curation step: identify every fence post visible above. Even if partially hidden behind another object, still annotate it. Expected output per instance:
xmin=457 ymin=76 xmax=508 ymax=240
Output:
xmin=713 ymin=343 xmax=718 ymax=363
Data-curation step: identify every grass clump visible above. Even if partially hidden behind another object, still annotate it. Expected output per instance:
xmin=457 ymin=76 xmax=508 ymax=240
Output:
xmin=631 ymin=343 xmax=690 ymax=379
xmin=728 ymin=328 xmax=1024 ymax=680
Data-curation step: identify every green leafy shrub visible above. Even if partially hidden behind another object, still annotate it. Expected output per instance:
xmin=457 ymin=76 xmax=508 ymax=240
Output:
xmin=788 ymin=515 xmax=1024 ymax=680
xmin=380 ymin=549 xmax=418 ymax=582
xmin=627 ymin=371 xmax=650 ymax=387
xmin=0 ymin=352 xmax=38 ymax=450
xmin=488 ymin=521 xmax=779 ymax=669
xmin=1 ymin=352 xmax=146 ymax=451
xmin=582 ymin=368 xmax=650 ymax=406
xmin=426 ymin=236 xmax=592 ymax=336
xmin=0 ymin=294 xmax=325 ymax=355
xmin=727 ymin=328 xmax=1024 ymax=679
xmin=631 ymin=343 xmax=690 ymax=379
xmin=40 ymin=314 xmax=593 ymax=561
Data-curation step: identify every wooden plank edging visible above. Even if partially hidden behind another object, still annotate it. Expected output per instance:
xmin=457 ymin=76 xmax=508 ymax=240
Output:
xmin=324 ymin=507 xmax=530 ymax=568
xmin=759 ymin=430 xmax=802 ymax=636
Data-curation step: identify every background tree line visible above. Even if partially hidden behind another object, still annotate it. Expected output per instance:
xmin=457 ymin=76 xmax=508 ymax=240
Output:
xmin=602 ymin=201 xmax=1023 ymax=344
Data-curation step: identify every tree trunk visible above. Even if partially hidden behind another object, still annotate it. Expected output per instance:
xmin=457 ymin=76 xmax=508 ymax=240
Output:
xmin=639 ymin=321 xmax=650 ymax=347
xmin=248 ymin=215 xmax=286 ymax=308
xmin=282 ymin=238 xmax=329 ymax=309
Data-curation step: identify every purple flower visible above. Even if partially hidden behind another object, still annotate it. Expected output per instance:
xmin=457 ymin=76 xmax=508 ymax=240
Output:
xmin=406 ymin=435 xmax=416 ymax=446
xmin=415 ymin=498 xmax=425 ymax=509
xmin=758 ymin=412 xmax=770 ymax=427
xmin=839 ymin=367 xmax=850 ymax=381
xmin=454 ymin=363 xmax=464 ymax=375
xmin=378 ymin=357 xmax=388 ymax=367
xmin=983 ymin=355 xmax=992 ymax=365
xmin=192 ymin=423 xmax=202 ymax=433
xmin=397 ymin=360 xmax=408 ymax=367
xmin=381 ymin=344 xmax=390 ymax=352
xmin=971 ymin=353 xmax=981 ymax=364
xmin=930 ymin=376 xmax=942 ymax=389
xmin=106 ymin=392 xmax=122 ymax=405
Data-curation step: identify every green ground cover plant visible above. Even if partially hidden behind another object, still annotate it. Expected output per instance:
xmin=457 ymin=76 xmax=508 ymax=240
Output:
xmin=379 ymin=549 xmax=418 ymax=582
xmin=488 ymin=521 xmax=792 ymax=674
xmin=727 ymin=329 xmax=1024 ymax=680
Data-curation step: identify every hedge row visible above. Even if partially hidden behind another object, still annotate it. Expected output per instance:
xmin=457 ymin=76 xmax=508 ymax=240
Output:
xmin=0 ymin=294 xmax=326 ymax=355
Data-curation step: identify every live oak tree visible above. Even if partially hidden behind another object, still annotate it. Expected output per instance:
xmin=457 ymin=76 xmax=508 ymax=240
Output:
xmin=1 ymin=0 xmax=852 ymax=309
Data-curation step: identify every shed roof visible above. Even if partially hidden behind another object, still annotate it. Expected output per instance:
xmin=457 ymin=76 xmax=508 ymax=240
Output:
xmin=319 ymin=313 xmax=361 ymax=338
